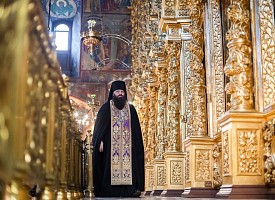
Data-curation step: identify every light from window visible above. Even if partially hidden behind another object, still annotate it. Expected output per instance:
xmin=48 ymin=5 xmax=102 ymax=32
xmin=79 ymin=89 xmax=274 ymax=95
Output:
xmin=55 ymin=24 xmax=69 ymax=51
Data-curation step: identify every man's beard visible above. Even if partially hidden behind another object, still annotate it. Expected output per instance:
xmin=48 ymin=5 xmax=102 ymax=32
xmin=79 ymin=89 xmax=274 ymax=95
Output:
xmin=113 ymin=95 xmax=127 ymax=110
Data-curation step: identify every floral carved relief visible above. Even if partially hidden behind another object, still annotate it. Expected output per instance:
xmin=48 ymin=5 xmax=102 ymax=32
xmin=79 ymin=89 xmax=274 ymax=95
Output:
xmin=259 ymin=0 xmax=275 ymax=108
xmin=223 ymin=131 xmax=230 ymax=174
xmin=263 ymin=119 xmax=275 ymax=183
xmin=171 ymin=160 xmax=183 ymax=184
xmin=185 ymin=150 xmax=190 ymax=181
xmin=213 ymin=142 xmax=223 ymax=188
xmin=210 ymin=0 xmax=225 ymax=136
xmin=157 ymin=166 xmax=166 ymax=186
xmin=238 ymin=130 xmax=259 ymax=174
xmin=178 ymin=0 xmax=189 ymax=16
xmin=195 ymin=149 xmax=211 ymax=181
xmin=149 ymin=170 xmax=154 ymax=188
xmin=164 ymin=0 xmax=175 ymax=16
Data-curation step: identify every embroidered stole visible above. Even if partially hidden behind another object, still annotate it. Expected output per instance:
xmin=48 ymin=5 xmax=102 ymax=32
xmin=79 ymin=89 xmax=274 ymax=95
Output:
xmin=110 ymin=100 xmax=132 ymax=185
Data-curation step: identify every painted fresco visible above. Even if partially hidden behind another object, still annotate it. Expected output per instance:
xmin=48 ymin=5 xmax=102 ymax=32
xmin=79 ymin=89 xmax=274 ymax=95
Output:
xmin=80 ymin=70 xmax=130 ymax=82
xmin=69 ymin=73 xmax=133 ymax=103
xmin=42 ymin=0 xmax=81 ymax=20
xmin=69 ymin=82 xmax=107 ymax=104
xmin=45 ymin=0 xmax=77 ymax=18
xmin=84 ymin=0 xmax=132 ymax=13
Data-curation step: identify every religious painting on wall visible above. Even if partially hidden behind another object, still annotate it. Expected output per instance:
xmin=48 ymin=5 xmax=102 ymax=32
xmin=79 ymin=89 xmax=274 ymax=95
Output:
xmin=46 ymin=0 xmax=78 ymax=18
xmin=70 ymin=71 xmax=132 ymax=99
xmin=68 ymin=82 xmax=106 ymax=105
xmin=84 ymin=0 xmax=132 ymax=14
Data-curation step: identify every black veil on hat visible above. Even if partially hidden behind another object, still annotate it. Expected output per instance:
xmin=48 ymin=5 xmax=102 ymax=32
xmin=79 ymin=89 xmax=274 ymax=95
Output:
xmin=108 ymin=80 xmax=127 ymax=101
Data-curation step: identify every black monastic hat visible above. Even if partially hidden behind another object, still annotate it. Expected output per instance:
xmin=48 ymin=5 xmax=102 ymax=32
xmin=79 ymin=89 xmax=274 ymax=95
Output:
xmin=108 ymin=80 xmax=127 ymax=101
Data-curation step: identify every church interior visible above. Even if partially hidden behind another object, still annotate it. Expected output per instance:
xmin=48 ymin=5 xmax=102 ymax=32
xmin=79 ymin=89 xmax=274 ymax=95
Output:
xmin=1 ymin=0 xmax=275 ymax=199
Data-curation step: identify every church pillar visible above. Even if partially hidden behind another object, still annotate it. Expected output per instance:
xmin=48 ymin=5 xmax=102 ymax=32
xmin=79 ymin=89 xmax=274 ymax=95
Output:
xmin=145 ymin=80 xmax=157 ymax=194
xmin=162 ymin=40 xmax=185 ymax=196
xmin=147 ymin=70 xmax=159 ymax=196
xmin=67 ymin=132 xmax=76 ymax=199
xmin=205 ymin=0 xmax=225 ymax=191
xmin=41 ymin=92 xmax=57 ymax=200
xmin=161 ymin=32 xmax=185 ymax=196
xmin=141 ymin=95 xmax=151 ymax=194
xmin=216 ymin=0 xmax=266 ymax=198
xmin=182 ymin=0 xmax=216 ymax=197
xmin=151 ymin=61 xmax=168 ymax=196
xmin=158 ymin=0 xmax=187 ymax=196
xmin=57 ymin=76 xmax=70 ymax=199
xmin=135 ymin=73 xmax=151 ymax=193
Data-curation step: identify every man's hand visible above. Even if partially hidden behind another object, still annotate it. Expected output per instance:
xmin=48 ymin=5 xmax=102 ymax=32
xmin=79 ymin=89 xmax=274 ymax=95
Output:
xmin=99 ymin=141 xmax=103 ymax=152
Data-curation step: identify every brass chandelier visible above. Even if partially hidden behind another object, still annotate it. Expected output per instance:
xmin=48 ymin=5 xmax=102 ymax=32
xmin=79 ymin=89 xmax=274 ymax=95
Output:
xmin=81 ymin=19 xmax=102 ymax=53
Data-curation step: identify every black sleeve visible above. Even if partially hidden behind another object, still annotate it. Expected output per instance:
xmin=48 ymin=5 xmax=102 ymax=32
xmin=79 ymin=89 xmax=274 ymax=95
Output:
xmin=92 ymin=103 xmax=110 ymax=151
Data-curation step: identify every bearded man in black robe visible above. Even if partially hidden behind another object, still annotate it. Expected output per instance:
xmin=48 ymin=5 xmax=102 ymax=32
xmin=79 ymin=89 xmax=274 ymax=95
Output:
xmin=92 ymin=80 xmax=145 ymax=197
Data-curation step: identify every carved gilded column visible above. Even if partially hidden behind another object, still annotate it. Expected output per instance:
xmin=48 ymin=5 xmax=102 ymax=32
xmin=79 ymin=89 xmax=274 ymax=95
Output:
xmin=158 ymin=0 xmax=186 ymax=196
xmin=217 ymin=1 xmax=266 ymax=198
xmin=182 ymin=0 xmax=217 ymax=197
xmin=73 ymin=137 xmax=82 ymax=199
xmin=207 ymin=0 xmax=225 ymax=138
xmin=224 ymin=1 xmax=253 ymax=111
xmin=206 ymin=0 xmax=225 ymax=191
xmin=186 ymin=0 xmax=207 ymax=137
xmin=256 ymin=1 xmax=275 ymax=196
xmin=140 ymin=94 xmax=151 ymax=192
xmin=155 ymin=62 xmax=168 ymax=160
xmin=256 ymin=0 xmax=275 ymax=110
xmin=145 ymin=72 xmax=158 ymax=194
xmin=147 ymin=77 xmax=158 ymax=164
xmin=41 ymin=91 xmax=56 ymax=200
xmin=162 ymin=41 xmax=185 ymax=194
xmin=151 ymin=60 xmax=168 ymax=196
xmin=166 ymin=41 xmax=181 ymax=152
xmin=67 ymin=131 xmax=76 ymax=199
xmin=57 ymin=76 xmax=69 ymax=199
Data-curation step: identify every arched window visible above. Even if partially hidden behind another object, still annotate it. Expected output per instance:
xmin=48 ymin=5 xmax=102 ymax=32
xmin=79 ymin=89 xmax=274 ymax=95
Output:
xmin=54 ymin=24 xmax=70 ymax=51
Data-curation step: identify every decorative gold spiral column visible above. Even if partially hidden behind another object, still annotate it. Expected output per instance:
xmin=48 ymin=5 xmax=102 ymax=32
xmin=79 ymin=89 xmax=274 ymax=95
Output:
xmin=217 ymin=1 xmax=265 ymax=198
xmin=158 ymin=0 xmax=185 ymax=196
xmin=186 ymin=0 xmax=207 ymax=137
xmin=182 ymin=0 xmax=216 ymax=197
xmin=145 ymin=69 xmax=158 ymax=194
xmin=152 ymin=60 xmax=167 ymax=195
xmin=139 ymin=84 xmax=151 ymax=192
xmin=162 ymin=40 xmax=185 ymax=196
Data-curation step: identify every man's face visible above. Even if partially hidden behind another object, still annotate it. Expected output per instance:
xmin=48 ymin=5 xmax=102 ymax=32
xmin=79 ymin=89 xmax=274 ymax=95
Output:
xmin=112 ymin=89 xmax=126 ymax=109
xmin=113 ymin=89 xmax=125 ymax=98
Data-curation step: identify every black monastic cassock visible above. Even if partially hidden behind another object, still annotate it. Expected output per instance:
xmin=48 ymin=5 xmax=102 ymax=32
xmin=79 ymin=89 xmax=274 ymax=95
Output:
xmin=92 ymin=81 xmax=145 ymax=197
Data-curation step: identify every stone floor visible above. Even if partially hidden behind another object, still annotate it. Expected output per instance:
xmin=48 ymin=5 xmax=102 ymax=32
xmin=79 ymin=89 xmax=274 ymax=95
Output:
xmin=81 ymin=195 xmax=269 ymax=200
xmin=87 ymin=198 xmax=210 ymax=200
xmin=82 ymin=198 xmax=268 ymax=200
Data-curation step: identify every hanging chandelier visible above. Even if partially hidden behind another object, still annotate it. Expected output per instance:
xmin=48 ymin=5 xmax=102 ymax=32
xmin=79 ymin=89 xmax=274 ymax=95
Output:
xmin=81 ymin=19 xmax=102 ymax=53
